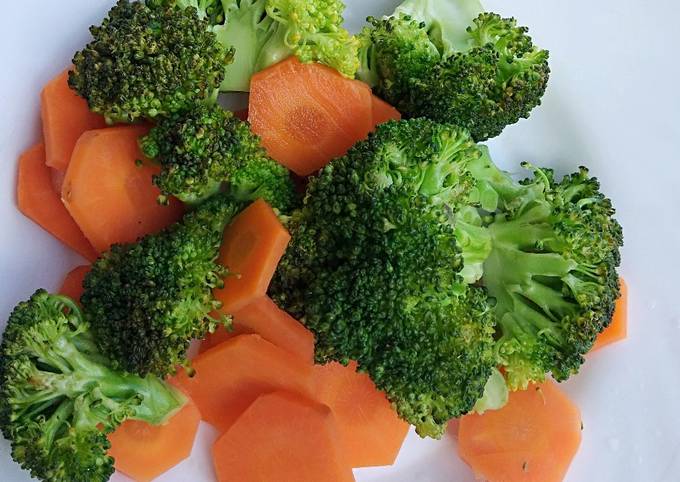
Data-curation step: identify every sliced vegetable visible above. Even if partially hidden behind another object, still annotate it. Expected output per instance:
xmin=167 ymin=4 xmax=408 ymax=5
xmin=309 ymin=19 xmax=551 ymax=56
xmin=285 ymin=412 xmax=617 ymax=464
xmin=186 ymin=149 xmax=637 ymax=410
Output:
xmin=171 ymin=334 xmax=314 ymax=433
xmin=592 ymin=277 xmax=628 ymax=351
xmin=41 ymin=68 xmax=107 ymax=171
xmin=214 ymin=199 xmax=290 ymax=313
xmin=371 ymin=95 xmax=401 ymax=127
xmin=16 ymin=143 xmax=98 ymax=261
xmin=62 ymin=126 xmax=183 ymax=253
xmin=201 ymin=296 xmax=314 ymax=362
xmin=108 ymin=398 xmax=200 ymax=482
xmin=212 ymin=391 xmax=354 ymax=482
xmin=58 ymin=265 xmax=91 ymax=301
xmin=249 ymin=57 xmax=373 ymax=176
xmin=314 ymin=361 xmax=409 ymax=468
xmin=458 ymin=380 xmax=582 ymax=482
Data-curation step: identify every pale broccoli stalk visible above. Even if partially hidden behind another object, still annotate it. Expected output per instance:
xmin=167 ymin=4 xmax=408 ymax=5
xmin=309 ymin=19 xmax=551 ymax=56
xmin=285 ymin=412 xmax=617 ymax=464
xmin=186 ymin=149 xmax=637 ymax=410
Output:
xmin=214 ymin=0 xmax=360 ymax=91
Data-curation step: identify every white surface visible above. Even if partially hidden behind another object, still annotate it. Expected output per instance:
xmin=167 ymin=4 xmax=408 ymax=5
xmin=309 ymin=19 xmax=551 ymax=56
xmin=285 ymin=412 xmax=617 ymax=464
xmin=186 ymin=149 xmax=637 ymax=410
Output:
xmin=1 ymin=1 xmax=679 ymax=481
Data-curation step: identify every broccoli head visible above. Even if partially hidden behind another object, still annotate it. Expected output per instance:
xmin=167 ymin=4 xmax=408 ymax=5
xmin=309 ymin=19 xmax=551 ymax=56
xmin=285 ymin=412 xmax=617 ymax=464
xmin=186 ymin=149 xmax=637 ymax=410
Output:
xmin=69 ymin=0 xmax=233 ymax=123
xmin=0 ymin=290 xmax=186 ymax=482
xmin=478 ymin=163 xmax=623 ymax=390
xmin=140 ymin=103 xmax=296 ymax=211
xmin=81 ymin=194 xmax=243 ymax=376
xmin=211 ymin=0 xmax=360 ymax=91
xmin=358 ymin=0 xmax=550 ymax=141
xmin=271 ymin=119 xmax=496 ymax=437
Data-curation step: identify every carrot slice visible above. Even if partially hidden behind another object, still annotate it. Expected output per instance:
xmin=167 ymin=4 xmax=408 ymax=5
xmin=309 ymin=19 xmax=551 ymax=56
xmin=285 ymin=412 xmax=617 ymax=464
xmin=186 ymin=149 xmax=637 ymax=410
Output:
xmin=371 ymin=95 xmax=401 ymax=127
xmin=213 ymin=391 xmax=354 ymax=482
xmin=16 ymin=143 xmax=98 ymax=261
xmin=108 ymin=398 xmax=200 ymax=482
xmin=213 ymin=199 xmax=290 ymax=313
xmin=171 ymin=334 xmax=314 ymax=433
xmin=41 ymin=68 xmax=107 ymax=171
xmin=314 ymin=361 xmax=409 ymax=468
xmin=592 ymin=277 xmax=628 ymax=351
xmin=201 ymin=296 xmax=314 ymax=362
xmin=62 ymin=126 xmax=183 ymax=253
xmin=458 ymin=380 xmax=582 ymax=482
xmin=58 ymin=265 xmax=91 ymax=301
xmin=249 ymin=57 xmax=373 ymax=176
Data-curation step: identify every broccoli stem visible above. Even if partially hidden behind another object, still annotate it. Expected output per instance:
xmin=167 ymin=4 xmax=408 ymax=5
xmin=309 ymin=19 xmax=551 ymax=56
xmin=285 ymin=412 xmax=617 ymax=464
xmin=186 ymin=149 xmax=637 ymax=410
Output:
xmin=394 ymin=0 xmax=484 ymax=54
xmin=216 ymin=0 xmax=269 ymax=92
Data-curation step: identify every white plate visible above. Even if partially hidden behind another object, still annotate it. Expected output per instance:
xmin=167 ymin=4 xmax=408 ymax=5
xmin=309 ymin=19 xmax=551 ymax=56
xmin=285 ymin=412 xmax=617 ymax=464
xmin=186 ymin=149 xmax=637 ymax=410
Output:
xmin=1 ymin=1 xmax=679 ymax=481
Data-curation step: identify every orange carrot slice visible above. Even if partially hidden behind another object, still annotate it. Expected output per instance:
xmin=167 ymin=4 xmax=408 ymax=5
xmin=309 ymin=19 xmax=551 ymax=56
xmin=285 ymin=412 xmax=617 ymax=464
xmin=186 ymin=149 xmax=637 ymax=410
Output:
xmin=62 ymin=126 xmax=183 ymax=253
xmin=108 ymin=398 xmax=200 ymax=482
xmin=213 ymin=391 xmax=354 ymax=482
xmin=213 ymin=199 xmax=290 ymax=313
xmin=314 ymin=361 xmax=409 ymax=468
xmin=41 ymin=68 xmax=107 ymax=171
xmin=592 ymin=278 xmax=628 ymax=351
xmin=171 ymin=334 xmax=314 ymax=433
xmin=58 ymin=265 xmax=91 ymax=301
xmin=458 ymin=380 xmax=582 ymax=482
xmin=16 ymin=143 xmax=98 ymax=261
xmin=201 ymin=296 xmax=314 ymax=362
xmin=249 ymin=57 xmax=373 ymax=176
xmin=371 ymin=95 xmax=401 ymax=127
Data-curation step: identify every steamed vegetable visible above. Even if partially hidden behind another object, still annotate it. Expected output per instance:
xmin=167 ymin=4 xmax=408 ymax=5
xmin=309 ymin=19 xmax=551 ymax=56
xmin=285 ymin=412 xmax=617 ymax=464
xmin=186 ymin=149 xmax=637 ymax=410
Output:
xmin=272 ymin=119 xmax=497 ymax=438
xmin=357 ymin=0 xmax=550 ymax=140
xmin=172 ymin=334 xmax=314 ymax=432
xmin=140 ymin=103 xmax=296 ymax=210
xmin=69 ymin=0 xmax=232 ymax=123
xmin=62 ymin=126 xmax=184 ymax=253
xmin=473 ymin=159 xmax=623 ymax=389
xmin=0 ymin=291 xmax=186 ymax=482
xmin=212 ymin=391 xmax=354 ymax=482
xmin=81 ymin=194 xmax=242 ymax=376
xmin=249 ymin=57 xmax=374 ymax=176
xmin=41 ymin=69 xmax=106 ymax=171
xmin=16 ymin=143 xmax=98 ymax=261
xmin=458 ymin=380 xmax=582 ymax=482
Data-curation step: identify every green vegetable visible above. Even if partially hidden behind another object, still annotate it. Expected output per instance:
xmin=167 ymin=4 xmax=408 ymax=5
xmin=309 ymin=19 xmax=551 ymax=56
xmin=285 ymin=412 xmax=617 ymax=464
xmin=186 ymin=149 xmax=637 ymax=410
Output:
xmin=160 ymin=0 xmax=360 ymax=91
xmin=140 ymin=103 xmax=296 ymax=211
xmin=213 ymin=0 xmax=360 ymax=91
xmin=477 ymin=162 xmax=623 ymax=390
xmin=271 ymin=119 xmax=496 ymax=438
xmin=472 ymin=368 xmax=509 ymax=414
xmin=0 ymin=291 xmax=185 ymax=482
xmin=357 ymin=0 xmax=550 ymax=140
xmin=81 ymin=194 xmax=243 ymax=377
xmin=69 ymin=0 xmax=232 ymax=124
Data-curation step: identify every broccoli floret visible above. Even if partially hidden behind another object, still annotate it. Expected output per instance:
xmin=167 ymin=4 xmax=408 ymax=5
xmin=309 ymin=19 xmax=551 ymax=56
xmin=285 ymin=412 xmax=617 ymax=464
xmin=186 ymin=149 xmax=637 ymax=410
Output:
xmin=479 ymin=163 xmax=623 ymax=390
xmin=0 ymin=290 xmax=186 ymax=482
xmin=271 ymin=119 xmax=496 ymax=438
xmin=358 ymin=0 xmax=550 ymax=141
xmin=69 ymin=0 xmax=233 ymax=123
xmin=211 ymin=0 xmax=360 ymax=91
xmin=140 ymin=103 xmax=296 ymax=211
xmin=81 ymin=194 xmax=243 ymax=376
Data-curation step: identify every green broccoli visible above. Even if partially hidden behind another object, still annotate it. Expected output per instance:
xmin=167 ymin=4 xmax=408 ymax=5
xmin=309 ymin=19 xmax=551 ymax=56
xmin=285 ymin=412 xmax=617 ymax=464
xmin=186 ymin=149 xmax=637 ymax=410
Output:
xmin=140 ymin=103 xmax=296 ymax=211
xmin=357 ymin=0 xmax=550 ymax=141
xmin=211 ymin=0 xmax=360 ymax=91
xmin=0 ymin=290 xmax=186 ymax=482
xmin=69 ymin=0 xmax=233 ymax=123
xmin=477 ymin=162 xmax=623 ymax=390
xmin=271 ymin=119 xmax=496 ymax=438
xmin=81 ymin=194 xmax=243 ymax=376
